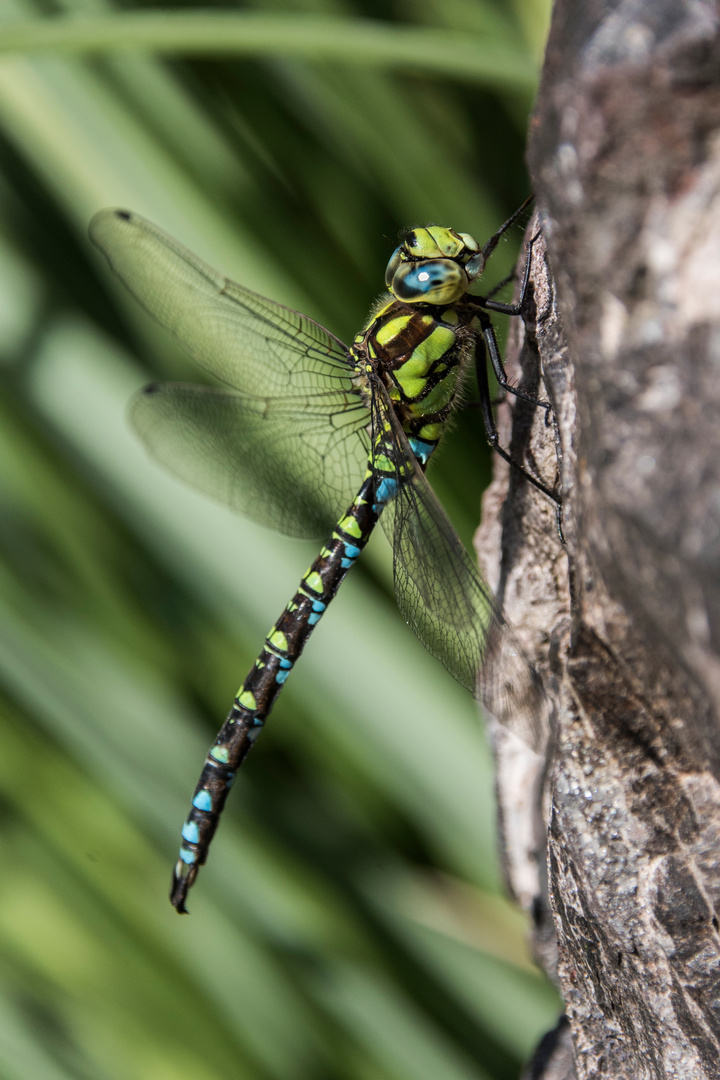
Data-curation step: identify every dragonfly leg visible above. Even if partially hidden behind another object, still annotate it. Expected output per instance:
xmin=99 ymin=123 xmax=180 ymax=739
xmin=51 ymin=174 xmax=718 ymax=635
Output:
xmin=478 ymin=194 xmax=535 ymax=268
xmin=479 ymin=229 xmax=539 ymax=318
xmin=477 ymin=311 xmax=553 ymax=424
xmin=475 ymin=334 xmax=561 ymax=508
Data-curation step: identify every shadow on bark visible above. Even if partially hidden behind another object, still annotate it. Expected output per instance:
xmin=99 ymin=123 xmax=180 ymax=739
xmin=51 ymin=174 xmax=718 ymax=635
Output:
xmin=476 ymin=3 xmax=720 ymax=1077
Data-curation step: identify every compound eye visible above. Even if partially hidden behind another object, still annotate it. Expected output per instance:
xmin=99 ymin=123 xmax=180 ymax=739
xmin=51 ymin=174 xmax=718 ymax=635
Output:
xmin=465 ymin=253 xmax=485 ymax=281
xmin=384 ymin=246 xmax=403 ymax=288
xmin=390 ymin=258 xmax=468 ymax=304
xmin=457 ymin=232 xmax=480 ymax=254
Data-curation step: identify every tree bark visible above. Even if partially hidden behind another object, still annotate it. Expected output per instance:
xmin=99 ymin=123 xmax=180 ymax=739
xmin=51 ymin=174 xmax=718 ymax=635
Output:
xmin=477 ymin=2 xmax=720 ymax=1077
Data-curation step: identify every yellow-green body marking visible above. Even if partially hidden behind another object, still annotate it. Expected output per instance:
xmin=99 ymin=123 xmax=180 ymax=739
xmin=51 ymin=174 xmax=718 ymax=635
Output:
xmin=88 ymin=206 xmax=548 ymax=913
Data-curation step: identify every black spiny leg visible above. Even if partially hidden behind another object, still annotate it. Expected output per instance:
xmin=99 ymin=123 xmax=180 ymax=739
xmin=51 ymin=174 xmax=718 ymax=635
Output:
xmin=475 ymin=335 xmax=559 ymax=506
xmin=473 ymin=219 xmax=564 ymax=535
xmin=476 ymin=230 xmax=553 ymax=420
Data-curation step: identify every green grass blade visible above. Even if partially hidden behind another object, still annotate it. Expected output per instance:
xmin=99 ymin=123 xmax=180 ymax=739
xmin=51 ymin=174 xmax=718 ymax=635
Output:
xmin=0 ymin=12 xmax=538 ymax=87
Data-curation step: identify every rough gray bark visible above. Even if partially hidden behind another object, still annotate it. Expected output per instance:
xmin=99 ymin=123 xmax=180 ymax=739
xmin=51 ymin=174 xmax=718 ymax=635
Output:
xmin=477 ymin=2 xmax=720 ymax=1077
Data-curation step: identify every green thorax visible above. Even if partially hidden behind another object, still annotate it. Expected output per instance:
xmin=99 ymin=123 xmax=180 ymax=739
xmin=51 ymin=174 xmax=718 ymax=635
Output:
xmin=350 ymin=225 xmax=485 ymax=445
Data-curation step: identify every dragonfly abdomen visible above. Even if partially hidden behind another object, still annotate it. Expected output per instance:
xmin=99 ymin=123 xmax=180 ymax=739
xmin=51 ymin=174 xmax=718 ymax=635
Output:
xmin=89 ymin=207 xmax=551 ymax=914
xmin=170 ymin=474 xmax=379 ymax=911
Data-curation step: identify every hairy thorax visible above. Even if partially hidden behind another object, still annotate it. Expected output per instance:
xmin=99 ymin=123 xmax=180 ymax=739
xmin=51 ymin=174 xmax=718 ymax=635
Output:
xmin=350 ymin=295 xmax=479 ymax=442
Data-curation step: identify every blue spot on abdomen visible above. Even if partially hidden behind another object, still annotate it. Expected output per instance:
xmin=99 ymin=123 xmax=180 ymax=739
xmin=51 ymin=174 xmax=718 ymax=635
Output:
xmin=373 ymin=477 xmax=398 ymax=510
xmin=181 ymin=821 xmax=200 ymax=844
xmin=408 ymin=437 xmax=435 ymax=466
xmin=192 ymin=790 xmax=213 ymax=812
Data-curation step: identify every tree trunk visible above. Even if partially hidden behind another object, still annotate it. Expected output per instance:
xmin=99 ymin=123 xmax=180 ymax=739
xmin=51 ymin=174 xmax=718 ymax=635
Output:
xmin=477 ymin=2 xmax=720 ymax=1077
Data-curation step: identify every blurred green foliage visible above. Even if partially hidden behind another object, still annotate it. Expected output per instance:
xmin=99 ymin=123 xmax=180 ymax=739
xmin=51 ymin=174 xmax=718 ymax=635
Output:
xmin=0 ymin=1 xmax=560 ymax=1077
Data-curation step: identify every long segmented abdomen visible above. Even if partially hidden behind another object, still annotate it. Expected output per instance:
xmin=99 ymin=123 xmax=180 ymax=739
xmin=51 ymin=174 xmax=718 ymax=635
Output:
xmin=170 ymin=473 xmax=380 ymax=911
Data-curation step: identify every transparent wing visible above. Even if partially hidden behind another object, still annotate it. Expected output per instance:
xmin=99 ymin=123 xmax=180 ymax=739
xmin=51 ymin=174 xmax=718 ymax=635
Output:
xmin=130 ymin=383 xmax=370 ymax=538
xmin=91 ymin=209 xmax=371 ymax=535
xmin=89 ymin=209 xmax=354 ymax=396
xmin=371 ymin=385 xmax=547 ymax=750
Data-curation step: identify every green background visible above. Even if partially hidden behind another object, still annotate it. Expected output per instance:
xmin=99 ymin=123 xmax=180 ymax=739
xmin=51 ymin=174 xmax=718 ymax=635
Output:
xmin=0 ymin=1 xmax=560 ymax=1078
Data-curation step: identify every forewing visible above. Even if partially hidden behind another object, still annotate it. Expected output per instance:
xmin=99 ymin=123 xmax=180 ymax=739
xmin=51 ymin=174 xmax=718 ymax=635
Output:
xmin=371 ymin=387 xmax=546 ymax=750
xmin=131 ymin=383 xmax=370 ymax=538
xmin=90 ymin=209 xmax=353 ymax=396
xmin=91 ymin=209 xmax=371 ymax=533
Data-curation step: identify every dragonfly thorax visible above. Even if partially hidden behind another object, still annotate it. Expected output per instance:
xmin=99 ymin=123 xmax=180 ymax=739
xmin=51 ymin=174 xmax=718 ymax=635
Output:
xmin=351 ymin=293 xmax=477 ymax=445
xmin=88 ymin=200 xmax=550 ymax=915
xmin=385 ymin=226 xmax=483 ymax=305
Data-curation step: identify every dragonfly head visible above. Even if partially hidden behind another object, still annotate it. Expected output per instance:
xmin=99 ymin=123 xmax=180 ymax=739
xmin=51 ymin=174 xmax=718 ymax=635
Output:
xmin=385 ymin=226 xmax=484 ymax=305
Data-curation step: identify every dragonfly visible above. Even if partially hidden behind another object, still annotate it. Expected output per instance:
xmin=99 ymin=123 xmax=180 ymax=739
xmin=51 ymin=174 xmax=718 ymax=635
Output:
xmin=89 ymin=201 xmax=556 ymax=912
